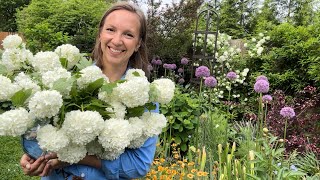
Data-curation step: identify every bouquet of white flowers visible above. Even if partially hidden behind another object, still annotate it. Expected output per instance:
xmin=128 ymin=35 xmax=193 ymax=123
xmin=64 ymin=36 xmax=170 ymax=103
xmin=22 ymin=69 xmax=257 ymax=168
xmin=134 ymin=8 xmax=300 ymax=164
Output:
xmin=0 ymin=35 xmax=175 ymax=164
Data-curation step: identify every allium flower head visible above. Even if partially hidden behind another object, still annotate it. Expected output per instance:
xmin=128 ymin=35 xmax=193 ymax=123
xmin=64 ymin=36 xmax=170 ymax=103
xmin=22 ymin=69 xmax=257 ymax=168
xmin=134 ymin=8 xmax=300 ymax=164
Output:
xmin=280 ymin=107 xmax=295 ymax=118
xmin=178 ymin=78 xmax=185 ymax=84
xmin=178 ymin=68 xmax=184 ymax=73
xmin=163 ymin=63 xmax=176 ymax=70
xmin=2 ymin=34 xmax=23 ymax=49
xmin=262 ymin=95 xmax=272 ymax=103
xmin=204 ymin=76 xmax=217 ymax=87
xmin=226 ymin=71 xmax=237 ymax=80
xmin=256 ymin=75 xmax=268 ymax=82
xmin=147 ymin=64 xmax=153 ymax=71
xmin=195 ymin=66 xmax=210 ymax=78
xmin=180 ymin=57 xmax=189 ymax=65
xmin=151 ymin=58 xmax=157 ymax=65
xmin=156 ymin=59 xmax=162 ymax=65
xmin=254 ymin=80 xmax=269 ymax=93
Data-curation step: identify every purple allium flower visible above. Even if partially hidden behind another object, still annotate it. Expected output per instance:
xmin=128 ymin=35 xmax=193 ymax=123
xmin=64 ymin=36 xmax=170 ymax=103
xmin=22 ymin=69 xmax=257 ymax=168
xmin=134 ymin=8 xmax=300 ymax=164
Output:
xmin=178 ymin=78 xmax=185 ymax=84
xmin=262 ymin=95 xmax=272 ymax=103
xmin=163 ymin=63 xmax=170 ymax=69
xmin=156 ymin=59 xmax=162 ymax=65
xmin=280 ymin=107 xmax=295 ymax=118
xmin=256 ymin=75 xmax=268 ymax=82
xmin=195 ymin=66 xmax=210 ymax=78
xmin=163 ymin=63 xmax=176 ymax=70
xmin=226 ymin=71 xmax=237 ymax=80
xmin=254 ymin=80 xmax=269 ymax=93
xmin=204 ymin=76 xmax=217 ymax=87
xmin=147 ymin=64 xmax=153 ymax=71
xmin=178 ymin=68 xmax=184 ymax=73
xmin=151 ymin=58 xmax=157 ymax=65
xmin=171 ymin=64 xmax=177 ymax=70
xmin=181 ymin=57 xmax=189 ymax=65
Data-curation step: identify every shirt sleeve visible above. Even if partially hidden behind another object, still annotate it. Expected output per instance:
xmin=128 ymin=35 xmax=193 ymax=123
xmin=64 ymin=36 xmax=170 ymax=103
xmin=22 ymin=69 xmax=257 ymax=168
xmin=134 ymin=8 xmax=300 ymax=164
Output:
xmin=100 ymin=102 xmax=159 ymax=179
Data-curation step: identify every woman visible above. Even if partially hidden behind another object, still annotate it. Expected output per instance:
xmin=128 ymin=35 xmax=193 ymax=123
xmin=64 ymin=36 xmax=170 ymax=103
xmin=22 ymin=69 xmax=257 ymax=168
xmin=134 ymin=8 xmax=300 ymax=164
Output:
xmin=20 ymin=1 xmax=158 ymax=179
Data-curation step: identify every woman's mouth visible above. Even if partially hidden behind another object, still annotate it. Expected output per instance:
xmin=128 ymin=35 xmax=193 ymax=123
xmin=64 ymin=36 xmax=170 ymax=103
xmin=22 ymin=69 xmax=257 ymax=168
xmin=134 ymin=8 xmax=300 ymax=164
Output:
xmin=109 ymin=47 xmax=125 ymax=53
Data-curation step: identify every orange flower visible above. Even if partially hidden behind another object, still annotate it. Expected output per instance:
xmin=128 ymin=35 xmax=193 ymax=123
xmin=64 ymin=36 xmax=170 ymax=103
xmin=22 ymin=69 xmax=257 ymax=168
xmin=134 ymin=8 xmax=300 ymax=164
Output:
xmin=191 ymin=169 xmax=197 ymax=173
xmin=187 ymin=173 xmax=194 ymax=179
xmin=160 ymin=158 xmax=166 ymax=163
xmin=188 ymin=162 xmax=195 ymax=166
xmin=197 ymin=171 xmax=203 ymax=176
xmin=202 ymin=172 xmax=209 ymax=176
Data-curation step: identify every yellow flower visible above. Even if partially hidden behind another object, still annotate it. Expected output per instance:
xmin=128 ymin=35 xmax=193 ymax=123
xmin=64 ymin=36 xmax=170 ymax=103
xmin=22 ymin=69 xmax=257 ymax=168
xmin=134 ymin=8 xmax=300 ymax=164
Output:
xmin=197 ymin=171 xmax=203 ymax=176
xmin=160 ymin=158 xmax=166 ymax=163
xmin=188 ymin=162 xmax=195 ymax=166
xmin=202 ymin=172 xmax=208 ymax=176
xmin=158 ymin=166 xmax=164 ymax=171
xmin=187 ymin=173 xmax=194 ymax=179
xmin=191 ymin=169 xmax=197 ymax=173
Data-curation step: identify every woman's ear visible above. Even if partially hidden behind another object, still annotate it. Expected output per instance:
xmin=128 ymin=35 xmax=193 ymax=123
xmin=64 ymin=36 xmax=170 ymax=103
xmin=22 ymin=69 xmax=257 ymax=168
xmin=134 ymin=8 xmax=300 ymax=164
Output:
xmin=135 ymin=39 xmax=142 ymax=52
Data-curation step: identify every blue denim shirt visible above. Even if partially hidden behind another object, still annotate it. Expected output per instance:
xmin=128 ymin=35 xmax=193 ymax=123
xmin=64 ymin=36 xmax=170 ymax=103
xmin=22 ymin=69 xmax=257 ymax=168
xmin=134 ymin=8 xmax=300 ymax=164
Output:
xmin=41 ymin=103 xmax=159 ymax=180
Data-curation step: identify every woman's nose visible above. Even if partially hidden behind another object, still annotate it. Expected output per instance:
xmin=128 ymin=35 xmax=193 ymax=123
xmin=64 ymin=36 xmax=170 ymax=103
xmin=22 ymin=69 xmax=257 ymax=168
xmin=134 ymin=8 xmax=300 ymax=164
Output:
xmin=111 ymin=33 xmax=123 ymax=45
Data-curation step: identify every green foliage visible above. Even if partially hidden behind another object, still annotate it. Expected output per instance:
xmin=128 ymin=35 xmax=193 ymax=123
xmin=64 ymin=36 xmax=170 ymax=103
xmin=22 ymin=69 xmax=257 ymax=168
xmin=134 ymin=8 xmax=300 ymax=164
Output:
xmin=247 ymin=23 xmax=320 ymax=93
xmin=293 ymin=151 xmax=320 ymax=177
xmin=160 ymin=87 xmax=201 ymax=153
xmin=16 ymin=0 xmax=109 ymax=52
xmin=0 ymin=136 xmax=39 ymax=180
xmin=0 ymin=0 xmax=30 ymax=32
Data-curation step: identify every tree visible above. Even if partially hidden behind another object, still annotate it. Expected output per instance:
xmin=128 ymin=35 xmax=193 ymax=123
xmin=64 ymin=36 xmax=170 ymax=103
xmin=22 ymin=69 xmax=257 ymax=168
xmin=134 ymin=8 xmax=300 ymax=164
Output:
xmin=16 ymin=0 xmax=110 ymax=52
xmin=0 ymin=0 xmax=30 ymax=32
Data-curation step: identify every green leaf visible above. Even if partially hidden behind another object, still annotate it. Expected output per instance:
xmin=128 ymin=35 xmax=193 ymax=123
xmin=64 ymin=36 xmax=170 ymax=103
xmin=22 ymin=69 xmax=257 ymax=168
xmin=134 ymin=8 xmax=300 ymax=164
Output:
xmin=126 ymin=106 xmax=145 ymax=118
xmin=10 ymin=89 xmax=32 ymax=107
xmin=59 ymin=57 xmax=68 ymax=69
xmin=132 ymin=71 xmax=140 ymax=76
xmin=180 ymin=143 xmax=187 ymax=152
xmin=85 ymin=78 xmax=104 ymax=94
xmin=100 ymin=82 xmax=118 ymax=94
xmin=174 ymin=136 xmax=181 ymax=144
xmin=76 ymin=58 xmax=93 ymax=70
xmin=0 ymin=64 xmax=7 ymax=75
xmin=145 ymin=102 xmax=156 ymax=111
xmin=52 ymin=78 xmax=73 ymax=94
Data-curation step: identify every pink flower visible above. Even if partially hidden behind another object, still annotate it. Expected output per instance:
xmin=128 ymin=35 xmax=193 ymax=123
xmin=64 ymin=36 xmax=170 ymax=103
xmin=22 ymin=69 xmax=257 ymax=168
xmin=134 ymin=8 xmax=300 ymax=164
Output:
xmin=280 ymin=107 xmax=295 ymax=118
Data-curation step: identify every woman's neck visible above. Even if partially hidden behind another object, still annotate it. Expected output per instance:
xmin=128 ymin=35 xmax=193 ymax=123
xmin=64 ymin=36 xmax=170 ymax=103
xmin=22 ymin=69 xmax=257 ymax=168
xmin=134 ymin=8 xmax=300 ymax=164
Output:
xmin=102 ymin=64 xmax=127 ymax=82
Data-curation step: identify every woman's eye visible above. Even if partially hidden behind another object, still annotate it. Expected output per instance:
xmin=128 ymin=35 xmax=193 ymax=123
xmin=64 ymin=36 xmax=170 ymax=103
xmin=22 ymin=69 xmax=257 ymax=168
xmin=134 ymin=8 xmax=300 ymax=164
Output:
xmin=106 ymin=28 xmax=114 ymax=32
xmin=125 ymin=33 xmax=134 ymax=38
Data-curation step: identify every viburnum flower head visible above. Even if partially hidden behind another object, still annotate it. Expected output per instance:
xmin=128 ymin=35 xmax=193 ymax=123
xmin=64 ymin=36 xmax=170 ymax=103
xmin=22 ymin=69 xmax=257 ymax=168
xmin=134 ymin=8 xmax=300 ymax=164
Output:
xmin=280 ymin=107 xmax=295 ymax=118
xmin=105 ymin=101 xmax=127 ymax=119
xmin=125 ymin=68 xmax=146 ymax=80
xmin=262 ymin=95 xmax=272 ymax=103
xmin=0 ymin=75 xmax=20 ymax=102
xmin=0 ymin=108 xmax=33 ymax=137
xmin=150 ymin=78 xmax=175 ymax=104
xmin=226 ymin=71 xmax=237 ymax=80
xmin=41 ymin=67 xmax=71 ymax=89
xmin=127 ymin=117 xmax=146 ymax=149
xmin=56 ymin=143 xmax=87 ymax=164
xmin=77 ymin=66 xmax=108 ymax=89
xmin=254 ymin=79 xmax=269 ymax=93
xmin=28 ymin=90 xmax=63 ymax=119
xmin=181 ymin=57 xmax=189 ymax=65
xmin=113 ymin=77 xmax=150 ymax=108
xmin=1 ymin=34 xmax=23 ymax=49
xmin=14 ymin=72 xmax=41 ymax=95
xmin=31 ymin=51 xmax=62 ymax=73
xmin=98 ymin=118 xmax=131 ymax=156
xmin=37 ymin=124 xmax=69 ymax=152
xmin=141 ymin=112 xmax=167 ymax=137
xmin=195 ymin=66 xmax=210 ymax=78
xmin=204 ymin=76 xmax=217 ymax=87
xmin=1 ymin=48 xmax=33 ymax=71
xmin=62 ymin=110 xmax=105 ymax=145
xmin=54 ymin=44 xmax=81 ymax=69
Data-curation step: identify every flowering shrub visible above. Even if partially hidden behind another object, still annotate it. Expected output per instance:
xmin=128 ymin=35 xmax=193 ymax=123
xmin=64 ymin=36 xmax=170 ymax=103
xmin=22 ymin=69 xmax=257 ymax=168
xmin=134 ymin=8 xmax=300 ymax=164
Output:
xmin=0 ymin=35 xmax=175 ymax=163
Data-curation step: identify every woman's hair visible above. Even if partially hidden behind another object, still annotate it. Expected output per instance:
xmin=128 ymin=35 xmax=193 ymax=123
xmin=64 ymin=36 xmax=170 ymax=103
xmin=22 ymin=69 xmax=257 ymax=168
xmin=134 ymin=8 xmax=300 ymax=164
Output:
xmin=92 ymin=1 xmax=150 ymax=77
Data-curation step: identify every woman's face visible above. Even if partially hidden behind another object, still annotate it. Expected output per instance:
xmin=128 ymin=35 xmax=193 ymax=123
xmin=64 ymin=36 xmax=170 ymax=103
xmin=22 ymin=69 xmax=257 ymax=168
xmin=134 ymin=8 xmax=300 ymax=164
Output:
xmin=100 ymin=9 xmax=141 ymax=68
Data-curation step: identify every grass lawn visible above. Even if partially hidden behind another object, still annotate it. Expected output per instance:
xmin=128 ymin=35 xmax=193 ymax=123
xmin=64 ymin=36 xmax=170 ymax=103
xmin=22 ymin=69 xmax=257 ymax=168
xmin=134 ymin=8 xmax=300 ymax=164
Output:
xmin=0 ymin=136 xmax=39 ymax=180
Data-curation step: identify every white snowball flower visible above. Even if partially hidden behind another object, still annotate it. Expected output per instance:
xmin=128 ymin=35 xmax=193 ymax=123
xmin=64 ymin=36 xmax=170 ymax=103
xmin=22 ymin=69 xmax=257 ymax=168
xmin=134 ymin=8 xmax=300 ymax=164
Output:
xmin=257 ymin=47 xmax=264 ymax=55
xmin=140 ymin=112 xmax=167 ymax=136
xmin=62 ymin=110 xmax=104 ymax=145
xmin=113 ymin=77 xmax=150 ymax=108
xmin=125 ymin=69 xmax=147 ymax=80
xmin=31 ymin=51 xmax=62 ymax=72
xmin=127 ymin=117 xmax=146 ymax=149
xmin=0 ymin=108 xmax=33 ymax=136
xmin=1 ymin=48 xmax=33 ymax=71
xmin=28 ymin=90 xmax=63 ymax=119
xmin=98 ymin=118 xmax=131 ymax=152
xmin=41 ymin=67 xmax=71 ymax=95
xmin=86 ymin=139 xmax=103 ymax=156
xmin=77 ymin=66 xmax=108 ymax=89
xmin=1 ymin=34 xmax=23 ymax=49
xmin=98 ymin=148 xmax=125 ymax=160
xmin=150 ymin=78 xmax=175 ymax=104
xmin=0 ymin=75 xmax=20 ymax=101
xmin=14 ymin=72 xmax=41 ymax=94
xmin=128 ymin=134 xmax=149 ymax=149
xmin=105 ymin=101 xmax=126 ymax=119
xmin=37 ymin=124 xmax=69 ymax=152
xmin=57 ymin=143 xmax=87 ymax=164
xmin=54 ymin=44 xmax=81 ymax=69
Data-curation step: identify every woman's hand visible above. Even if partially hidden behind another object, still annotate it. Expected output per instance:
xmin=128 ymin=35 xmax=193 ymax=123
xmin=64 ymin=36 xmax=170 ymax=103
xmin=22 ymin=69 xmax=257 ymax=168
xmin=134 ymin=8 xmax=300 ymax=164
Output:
xmin=20 ymin=154 xmax=51 ymax=177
